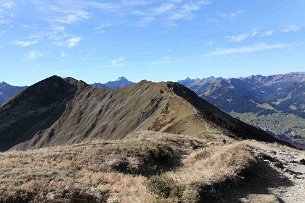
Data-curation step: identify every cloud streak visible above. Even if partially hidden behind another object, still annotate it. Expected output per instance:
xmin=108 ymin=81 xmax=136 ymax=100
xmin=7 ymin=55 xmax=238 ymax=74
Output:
xmin=52 ymin=9 xmax=90 ymax=24
xmin=95 ymin=22 xmax=112 ymax=34
xmin=217 ymin=10 xmax=243 ymax=18
xmin=226 ymin=30 xmax=257 ymax=42
xmin=226 ymin=33 xmax=249 ymax=42
xmin=0 ymin=0 xmax=14 ymax=24
xmin=25 ymin=50 xmax=44 ymax=60
xmin=137 ymin=0 xmax=212 ymax=26
xmin=14 ymin=40 xmax=38 ymax=47
xmin=281 ymin=25 xmax=301 ymax=33
xmin=111 ymin=57 xmax=126 ymax=67
xmin=23 ymin=26 xmax=82 ymax=48
xmin=66 ymin=37 xmax=82 ymax=48
xmin=261 ymin=30 xmax=273 ymax=37
xmin=205 ymin=43 xmax=290 ymax=57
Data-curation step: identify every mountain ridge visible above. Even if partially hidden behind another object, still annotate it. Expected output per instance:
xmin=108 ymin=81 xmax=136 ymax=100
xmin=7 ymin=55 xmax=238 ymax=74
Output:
xmin=0 ymin=75 xmax=287 ymax=151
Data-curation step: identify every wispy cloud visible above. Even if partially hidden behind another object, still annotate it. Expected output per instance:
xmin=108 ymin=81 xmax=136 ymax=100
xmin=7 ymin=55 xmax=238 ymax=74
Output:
xmin=59 ymin=50 xmax=67 ymax=58
xmin=30 ymin=0 xmax=92 ymax=25
xmin=168 ymin=1 xmax=209 ymax=22
xmin=281 ymin=25 xmax=301 ymax=33
xmin=227 ymin=25 xmax=300 ymax=42
xmin=85 ymin=0 xmax=153 ymax=12
xmin=14 ymin=40 xmax=38 ymax=47
xmin=30 ymin=0 xmax=153 ymax=26
xmin=217 ymin=10 xmax=243 ymax=18
xmin=111 ymin=57 xmax=126 ymax=67
xmin=0 ymin=0 xmax=13 ymax=24
xmin=15 ymin=0 xmax=212 ymax=28
xmin=25 ymin=26 xmax=82 ymax=48
xmin=137 ymin=0 xmax=211 ymax=26
xmin=0 ymin=2 xmax=13 ymax=10
xmin=226 ymin=33 xmax=248 ymax=42
xmin=52 ymin=9 xmax=90 ymax=24
xmin=225 ymin=28 xmax=289 ymax=42
xmin=65 ymin=37 xmax=82 ymax=48
xmin=25 ymin=50 xmax=44 ymax=60
xmin=95 ymin=22 xmax=112 ymax=34
xmin=137 ymin=2 xmax=177 ymax=26
xmin=260 ymin=30 xmax=273 ymax=37
xmin=153 ymin=3 xmax=176 ymax=15
xmin=226 ymin=30 xmax=257 ymax=42
xmin=205 ymin=43 xmax=290 ymax=57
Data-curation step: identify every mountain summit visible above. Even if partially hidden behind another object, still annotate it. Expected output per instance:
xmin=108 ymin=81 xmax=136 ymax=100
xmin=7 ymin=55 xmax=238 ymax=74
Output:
xmin=0 ymin=76 xmax=286 ymax=151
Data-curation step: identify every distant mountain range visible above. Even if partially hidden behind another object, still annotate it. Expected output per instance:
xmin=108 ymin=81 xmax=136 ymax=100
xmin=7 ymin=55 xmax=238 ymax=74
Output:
xmin=91 ymin=76 xmax=135 ymax=88
xmin=1 ymin=73 xmax=304 ymax=149
xmin=179 ymin=72 xmax=305 ymax=149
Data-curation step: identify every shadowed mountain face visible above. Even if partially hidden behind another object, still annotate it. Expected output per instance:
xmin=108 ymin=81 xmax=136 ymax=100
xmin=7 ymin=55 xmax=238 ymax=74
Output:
xmin=0 ymin=82 xmax=26 ymax=105
xmin=179 ymin=72 xmax=305 ymax=149
xmin=0 ymin=76 xmax=282 ymax=151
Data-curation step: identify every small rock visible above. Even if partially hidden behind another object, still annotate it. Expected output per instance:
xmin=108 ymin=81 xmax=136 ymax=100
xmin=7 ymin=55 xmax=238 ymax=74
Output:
xmin=299 ymin=159 xmax=305 ymax=165
xmin=273 ymin=161 xmax=284 ymax=169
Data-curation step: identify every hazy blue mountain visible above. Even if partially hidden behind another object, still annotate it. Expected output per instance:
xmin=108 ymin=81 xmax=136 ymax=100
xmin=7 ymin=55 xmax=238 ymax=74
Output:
xmin=0 ymin=82 xmax=26 ymax=105
xmin=178 ymin=76 xmax=220 ymax=94
xmin=91 ymin=83 xmax=108 ymax=88
xmin=91 ymin=77 xmax=135 ymax=89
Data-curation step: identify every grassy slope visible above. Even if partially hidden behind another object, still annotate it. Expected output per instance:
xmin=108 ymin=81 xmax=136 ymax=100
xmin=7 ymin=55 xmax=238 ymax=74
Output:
xmin=0 ymin=131 xmax=297 ymax=203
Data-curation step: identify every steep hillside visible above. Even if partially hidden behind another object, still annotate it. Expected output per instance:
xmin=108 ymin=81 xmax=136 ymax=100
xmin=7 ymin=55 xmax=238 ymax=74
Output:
xmin=0 ymin=76 xmax=281 ymax=151
xmin=0 ymin=82 xmax=26 ymax=105
xmin=199 ymin=79 xmax=266 ymax=113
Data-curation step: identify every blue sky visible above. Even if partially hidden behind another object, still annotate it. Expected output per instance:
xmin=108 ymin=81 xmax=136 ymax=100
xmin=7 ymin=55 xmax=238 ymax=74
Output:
xmin=0 ymin=0 xmax=305 ymax=85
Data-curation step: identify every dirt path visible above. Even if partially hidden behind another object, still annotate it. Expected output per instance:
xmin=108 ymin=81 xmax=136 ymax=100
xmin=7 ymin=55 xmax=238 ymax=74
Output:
xmin=212 ymin=142 xmax=305 ymax=203
xmin=250 ymin=143 xmax=305 ymax=203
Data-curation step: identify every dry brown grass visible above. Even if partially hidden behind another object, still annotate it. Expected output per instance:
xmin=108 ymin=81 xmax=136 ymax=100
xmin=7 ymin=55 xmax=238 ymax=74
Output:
xmin=0 ymin=131 xmax=272 ymax=202
xmin=146 ymin=141 xmax=256 ymax=202
xmin=0 ymin=131 xmax=208 ymax=202
xmin=169 ymin=142 xmax=255 ymax=185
